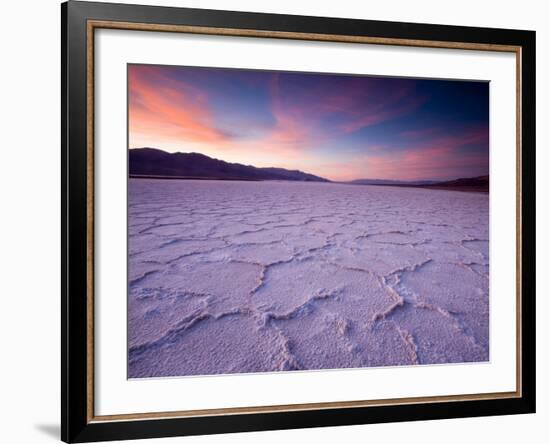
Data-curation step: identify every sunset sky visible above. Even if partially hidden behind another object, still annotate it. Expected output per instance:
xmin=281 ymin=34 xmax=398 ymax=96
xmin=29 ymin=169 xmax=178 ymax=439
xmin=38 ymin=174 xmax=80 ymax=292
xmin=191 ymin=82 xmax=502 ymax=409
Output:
xmin=128 ymin=64 xmax=489 ymax=182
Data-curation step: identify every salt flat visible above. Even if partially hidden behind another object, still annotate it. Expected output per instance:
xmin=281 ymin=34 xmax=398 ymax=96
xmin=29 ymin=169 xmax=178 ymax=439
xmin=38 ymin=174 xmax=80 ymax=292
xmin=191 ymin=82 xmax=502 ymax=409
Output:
xmin=128 ymin=179 xmax=489 ymax=378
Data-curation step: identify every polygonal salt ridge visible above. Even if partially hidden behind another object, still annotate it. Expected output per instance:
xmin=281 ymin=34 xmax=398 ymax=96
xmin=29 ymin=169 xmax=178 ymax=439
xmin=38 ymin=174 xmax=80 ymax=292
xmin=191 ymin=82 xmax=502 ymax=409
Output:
xmin=364 ymin=320 xmax=420 ymax=366
xmin=389 ymin=261 xmax=489 ymax=356
xmin=282 ymin=235 xmax=330 ymax=254
xmin=267 ymin=312 xmax=365 ymax=371
xmin=229 ymin=226 xmax=292 ymax=245
xmin=208 ymin=223 xmax=269 ymax=238
xmin=140 ymin=219 xmax=218 ymax=237
xmin=258 ymin=286 xmax=347 ymax=326
xmin=131 ymin=237 xmax=227 ymax=263
xmin=252 ymin=259 xmax=393 ymax=319
xmin=415 ymin=240 xmax=485 ymax=266
xmin=129 ymin=267 xmax=161 ymax=287
xmin=381 ymin=303 xmax=488 ymax=364
xmin=128 ymin=290 xmax=213 ymax=349
xmin=313 ymin=240 xmax=430 ymax=278
xmin=128 ymin=180 xmax=489 ymax=376
xmin=183 ymin=242 xmax=296 ymax=268
xmin=461 ymin=238 xmax=489 ymax=258
xmin=132 ymin=259 xmax=263 ymax=312
xmin=357 ymin=231 xmax=430 ymax=246
xmin=128 ymin=232 xmax=165 ymax=256
xmin=366 ymin=289 xmax=488 ymax=364
xmin=398 ymin=261 xmax=487 ymax=312
xmin=128 ymin=310 xmax=287 ymax=378
xmin=131 ymin=287 xmax=212 ymax=302
xmin=270 ymin=303 xmax=420 ymax=370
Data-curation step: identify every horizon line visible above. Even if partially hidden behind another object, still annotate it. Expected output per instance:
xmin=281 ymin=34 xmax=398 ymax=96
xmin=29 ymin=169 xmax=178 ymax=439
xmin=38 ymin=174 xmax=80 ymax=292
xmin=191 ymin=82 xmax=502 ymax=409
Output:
xmin=129 ymin=146 xmax=489 ymax=183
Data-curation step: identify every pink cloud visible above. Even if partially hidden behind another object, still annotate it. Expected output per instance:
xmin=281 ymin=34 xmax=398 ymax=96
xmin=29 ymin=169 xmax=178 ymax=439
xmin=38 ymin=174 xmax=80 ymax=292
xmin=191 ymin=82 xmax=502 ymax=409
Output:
xmin=127 ymin=66 xmax=487 ymax=182
xmin=263 ymin=74 xmax=321 ymax=149
xmin=261 ymin=75 xmax=426 ymax=153
xmin=356 ymin=126 xmax=489 ymax=180
xmin=128 ymin=65 xmax=231 ymax=147
xmin=337 ymin=84 xmax=426 ymax=134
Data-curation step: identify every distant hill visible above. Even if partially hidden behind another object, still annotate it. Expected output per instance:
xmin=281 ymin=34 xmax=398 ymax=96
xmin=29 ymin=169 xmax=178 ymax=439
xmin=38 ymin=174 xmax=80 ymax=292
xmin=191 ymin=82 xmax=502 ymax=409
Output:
xmin=129 ymin=148 xmax=330 ymax=182
xmin=430 ymin=175 xmax=489 ymax=188
xmin=348 ymin=175 xmax=489 ymax=192
xmin=349 ymin=178 xmax=438 ymax=186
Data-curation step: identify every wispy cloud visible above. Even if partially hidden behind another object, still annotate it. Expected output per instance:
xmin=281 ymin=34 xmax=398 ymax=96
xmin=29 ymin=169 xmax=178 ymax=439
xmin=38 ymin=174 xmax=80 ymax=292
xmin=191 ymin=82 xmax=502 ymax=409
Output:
xmin=352 ymin=126 xmax=489 ymax=181
xmin=129 ymin=65 xmax=233 ymax=148
xmin=261 ymin=74 xmax=426 ymax=152
xmin=128 ymin=65 xmax=488 ymax=181
xmin=337 ymin=82 xmax=426 ymax=134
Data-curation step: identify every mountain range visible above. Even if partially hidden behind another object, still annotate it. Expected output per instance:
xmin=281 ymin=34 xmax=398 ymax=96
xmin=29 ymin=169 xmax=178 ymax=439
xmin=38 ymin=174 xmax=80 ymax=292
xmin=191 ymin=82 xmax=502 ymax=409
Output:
xmin=349 ymin=175 xmax=489 ymax=192
xmin=129 ymin=148 xmax=488 ymax=191
xmin=129 ymin=148 xmax=329 ymax=182
xmin=349 ymin=178 xmax=438 ymax=186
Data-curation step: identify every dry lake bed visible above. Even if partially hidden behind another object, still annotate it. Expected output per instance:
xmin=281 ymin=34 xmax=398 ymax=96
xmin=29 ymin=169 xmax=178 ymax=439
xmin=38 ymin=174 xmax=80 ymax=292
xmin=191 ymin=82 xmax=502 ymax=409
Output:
xmin=128 ymin=179 xmax=489 ymax=378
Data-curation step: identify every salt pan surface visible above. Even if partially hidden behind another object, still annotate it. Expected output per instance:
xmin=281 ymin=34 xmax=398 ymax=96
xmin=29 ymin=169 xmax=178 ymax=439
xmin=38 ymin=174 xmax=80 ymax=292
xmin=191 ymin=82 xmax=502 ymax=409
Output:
xmin=128 ymin=179 xmax=489 ymax=378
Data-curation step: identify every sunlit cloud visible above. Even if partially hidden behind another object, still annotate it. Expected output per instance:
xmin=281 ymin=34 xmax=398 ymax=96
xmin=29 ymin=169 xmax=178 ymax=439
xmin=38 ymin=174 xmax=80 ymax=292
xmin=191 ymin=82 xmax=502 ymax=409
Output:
xmin=128 ymin=64 xmax=489 ymax=181
xmin=129 ymin=65 xmax=234 ymax=148
xmin=352 ymin=126 xmax=489 ymax=181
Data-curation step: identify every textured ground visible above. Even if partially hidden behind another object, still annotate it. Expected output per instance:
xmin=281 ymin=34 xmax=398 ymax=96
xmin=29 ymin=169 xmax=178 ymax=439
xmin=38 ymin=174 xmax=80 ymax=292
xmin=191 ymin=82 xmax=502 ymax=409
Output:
xmin=128 ymin=179 xmax=489 ymax=378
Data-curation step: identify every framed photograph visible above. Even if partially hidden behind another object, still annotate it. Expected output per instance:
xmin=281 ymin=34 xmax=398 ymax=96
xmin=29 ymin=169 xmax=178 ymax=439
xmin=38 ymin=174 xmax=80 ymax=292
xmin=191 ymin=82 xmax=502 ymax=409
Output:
xmin=61 ymin=1 xmax=536 ymax=442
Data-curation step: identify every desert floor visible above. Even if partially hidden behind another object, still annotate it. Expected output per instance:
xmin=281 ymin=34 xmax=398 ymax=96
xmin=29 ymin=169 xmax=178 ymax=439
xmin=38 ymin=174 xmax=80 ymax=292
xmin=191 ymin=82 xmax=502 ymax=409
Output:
xmin=128 ymin=179 xmax=489 ymax=378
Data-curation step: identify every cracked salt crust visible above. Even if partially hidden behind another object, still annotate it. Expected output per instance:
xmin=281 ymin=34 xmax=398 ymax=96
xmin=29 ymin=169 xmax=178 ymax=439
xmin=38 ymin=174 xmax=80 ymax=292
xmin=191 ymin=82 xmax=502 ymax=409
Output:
xmin=128 ymin=179 xmax=489 ymax=378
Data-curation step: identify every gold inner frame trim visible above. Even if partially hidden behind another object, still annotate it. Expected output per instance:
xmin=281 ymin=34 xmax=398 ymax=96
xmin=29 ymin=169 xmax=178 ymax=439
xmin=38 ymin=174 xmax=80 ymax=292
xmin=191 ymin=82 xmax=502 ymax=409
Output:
xmin=86 ymin=19 xmax=523 ymax=423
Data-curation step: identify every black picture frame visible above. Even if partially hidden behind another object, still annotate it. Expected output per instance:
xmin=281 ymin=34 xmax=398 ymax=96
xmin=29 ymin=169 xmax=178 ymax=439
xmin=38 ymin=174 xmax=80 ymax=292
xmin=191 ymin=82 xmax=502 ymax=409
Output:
xmin=62 ymin=1 xmax=536 ymax=442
